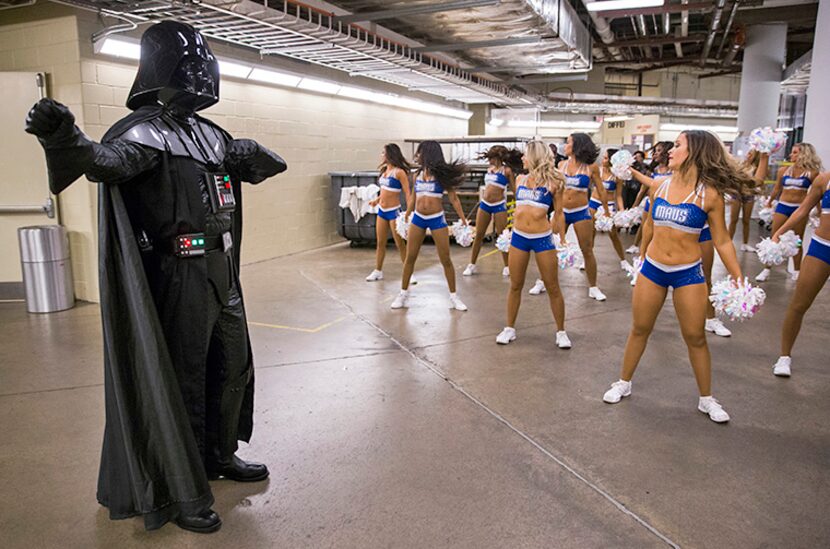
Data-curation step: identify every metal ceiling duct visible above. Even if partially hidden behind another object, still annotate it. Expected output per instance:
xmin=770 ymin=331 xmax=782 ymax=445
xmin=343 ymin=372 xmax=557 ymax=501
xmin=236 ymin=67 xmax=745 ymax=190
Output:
xmin=542 ymin=92 xmax=739 ymax=119
xmin=329 ymin=0 xmax=593 ymax=74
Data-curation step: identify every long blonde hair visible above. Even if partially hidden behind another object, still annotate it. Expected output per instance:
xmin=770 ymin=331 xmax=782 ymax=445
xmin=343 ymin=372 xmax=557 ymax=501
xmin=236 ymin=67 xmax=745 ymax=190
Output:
xmin=793 ymin=142 xmax=823 ymax=174
xmin=525 ymin=140 xmax=564 ymax=190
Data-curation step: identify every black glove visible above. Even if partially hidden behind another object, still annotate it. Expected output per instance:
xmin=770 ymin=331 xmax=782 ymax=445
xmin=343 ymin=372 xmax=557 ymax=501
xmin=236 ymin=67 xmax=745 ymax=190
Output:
xmin=224 ymin=138 xmax=287 ymax=184
xmin=25 ymin=98 xmax=76 ymax=143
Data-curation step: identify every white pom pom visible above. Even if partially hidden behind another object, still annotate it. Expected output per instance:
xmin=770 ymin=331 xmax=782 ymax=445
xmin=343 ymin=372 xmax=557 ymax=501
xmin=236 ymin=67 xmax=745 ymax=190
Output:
xmin=395 ymin=211 xmax=409 ymax=240
xmin=758 ymin=205 xmax=775 ymax=225
xmin=595 ymin=209 xmax=615 ymax=232
xmin=749 ymin=127 xmax=787 ymax=154
xmin=613 ymin=207 xmax=642 ymax=228
xmin=496 ymin=229 xmax=512 ymax=253
xmin=809 ymin=212 xmax=820 ymax=229
xmin=610 ymin=150 xmax=633 ymax=179
xmin=451 ymin=220 xmax=474 ymax=247
xmin=778 ymin=230 xmax=802 ymax=258
xmin=756 ymin=237 xmax=785 ymax=265
xmin=627 ymin=256 xmax=643 ymax=279
xmin=709 ymin=277 xmax=766 ymax=322
xmin=557 ymin=242 xmax=582 ymax=270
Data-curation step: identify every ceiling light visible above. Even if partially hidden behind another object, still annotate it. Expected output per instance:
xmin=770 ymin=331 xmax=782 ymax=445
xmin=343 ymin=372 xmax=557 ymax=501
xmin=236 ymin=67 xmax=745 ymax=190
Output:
xmin=248 ymin=68 xmax=301 ymax=87
xmin=489 ymin=118 xmax=505 ymax=127
xmin=298 ymin=77 xmax=341 ymax=95
xmin=660 ymin=123 xmax=738 ymax=133
xmin=95 ymin=37 xmax=141 ymax=60
xmin=507 ymin=120 xmax=601 ymax=131
xmin=586 ymin=0 xmax=665 ymax=12
xmin=218 ymin=60 xmax=252 ymax=79
xmin=605 ymin=115 xmax=633 ymax=123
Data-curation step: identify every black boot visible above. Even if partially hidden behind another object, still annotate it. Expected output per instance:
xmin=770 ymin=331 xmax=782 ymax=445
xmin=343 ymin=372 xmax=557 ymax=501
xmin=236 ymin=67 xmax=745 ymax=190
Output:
xmin=174 ymin=509 xmax=222 ymax=533
xmin=208 ymin=454 xmax=269 ymax=482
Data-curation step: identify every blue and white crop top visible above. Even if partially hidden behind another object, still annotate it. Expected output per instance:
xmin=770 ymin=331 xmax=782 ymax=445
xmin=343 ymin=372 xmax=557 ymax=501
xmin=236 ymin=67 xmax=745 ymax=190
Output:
xmin=653 ymin=166 xmax=672 ymax=178
xmin=379 ymin=172 xmax=403 ymax=192
xmin=515 ymin=184 xmax=553 ymax=210
xmin=600 ymin=169 xmax=617 ymax=192
xmin=415 ymin=178 xmax=444 ymax=198
xmin=821 ymin=181 xmax=830 ymax=215
xmin=484 ymin=170 xmax=509 ymax=189
xmin=651 ymin=178 xmax=708 ymax=235
xmin=782 ymin=167 xmax=812 ymax=191
xmin=564 ymin=160 xmax=590 ymax=192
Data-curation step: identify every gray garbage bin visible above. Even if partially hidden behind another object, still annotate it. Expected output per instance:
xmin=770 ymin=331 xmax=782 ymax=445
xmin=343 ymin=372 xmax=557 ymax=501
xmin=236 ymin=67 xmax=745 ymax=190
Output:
xmin=17 ymin=225 xmax=75 ymax=313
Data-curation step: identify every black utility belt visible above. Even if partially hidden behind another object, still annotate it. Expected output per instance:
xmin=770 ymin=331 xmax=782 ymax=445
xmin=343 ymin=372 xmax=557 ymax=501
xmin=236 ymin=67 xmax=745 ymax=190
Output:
xmin=143 ymin=231 xmax=233 ymax=257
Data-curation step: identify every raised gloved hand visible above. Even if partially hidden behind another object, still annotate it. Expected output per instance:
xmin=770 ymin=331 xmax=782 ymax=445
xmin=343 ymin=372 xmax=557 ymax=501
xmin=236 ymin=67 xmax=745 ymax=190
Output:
xmin=224 ymin=138 xmax=287 ymax=184
xmin=25 ymin=98 xmax=76 ymax=142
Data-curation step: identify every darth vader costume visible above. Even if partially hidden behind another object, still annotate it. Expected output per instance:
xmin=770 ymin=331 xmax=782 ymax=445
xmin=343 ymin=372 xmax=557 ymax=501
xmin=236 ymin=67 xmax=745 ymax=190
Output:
xmin=25 ymin=21 xmax=286 ymax=533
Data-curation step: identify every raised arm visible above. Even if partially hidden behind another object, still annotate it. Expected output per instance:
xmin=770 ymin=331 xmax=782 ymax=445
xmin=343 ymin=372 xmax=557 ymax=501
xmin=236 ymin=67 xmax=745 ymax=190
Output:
xmin=773 ymin=173 xmax=828 ymax=240
xmin=25 ymin=98 xmax=160 ymax=191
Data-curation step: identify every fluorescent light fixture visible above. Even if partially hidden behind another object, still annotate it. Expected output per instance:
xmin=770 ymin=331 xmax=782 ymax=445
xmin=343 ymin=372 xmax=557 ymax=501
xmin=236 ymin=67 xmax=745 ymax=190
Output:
xmin=660 ymin=123 xmax=738 ymax=133
xmin=218 ymin=60 xmax=252 ymax=79
xmin=776 ymin=127 xmax=793 ymax=132
xmin=586 ymin=0 xmax=665 ymax=12
xmin=298 ymin=77 xmax=341 ymax=95
xmin=248 ymin=68 xmax=301 ymax=87
xmin=96 ymin=37 xmax=141 ymax=60
xmin=605 ymin=115 xmax=633 ymax=123
xmin=489 ymin=118 xmax=505 ymax=127
xmin=507 ymin=120 xmax=601 ymax=131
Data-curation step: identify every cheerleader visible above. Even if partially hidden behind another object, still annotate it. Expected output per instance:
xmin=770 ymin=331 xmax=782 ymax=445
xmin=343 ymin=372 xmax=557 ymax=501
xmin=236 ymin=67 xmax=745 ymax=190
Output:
xmin=391 ymin=141 xmax=469 ymax=311
xmin=590 ymin=148 xmax=632 ymax=273
xmin=528 ymin=133 xmax=610 ymax=301
xmin=602 ymin=130 xmax=753 ymax=423
xmin=728 ymin=150 xmax=769 ymax=252
xmin=756 ymin=143 xmax=823 ymax=282
xmin=625 ymin=142 xmax=672 ymax=254
xmin=366 ymin=144 xmax=413 ymax=282
xmin=496 ymin=140 xmax=570 ymax=348
xmin=769 ymin=172 xmax=830 ymax=377
xmin=463 ymin=146 xmax=521 ymax=277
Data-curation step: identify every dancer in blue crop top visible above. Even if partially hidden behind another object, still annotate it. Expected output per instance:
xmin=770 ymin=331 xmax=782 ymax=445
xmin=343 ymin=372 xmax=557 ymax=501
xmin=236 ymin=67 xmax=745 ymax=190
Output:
xmin=769 ymin=172 xmax=830 ymax=378
xmin=366 ymin=144 xmax=413 ymax=283
xmin=464 ymin=146 xmax=521 ymax=278
xmin=391 ymin=140 xmax=469 ymax=311
xmin=529 ymin=133 xmax=611 ymax=301
xmin=728 ymin=149 xmax=769 ymax=253
xmin=496 ymin=141 xmax=571 ymax=349
xmin=589 ymin=148 xmax=632 ymax=275
xmin=603 ymin=130 xmax=754 ymax=423
xmin=756 ymin=142 xmax=823 ymax=283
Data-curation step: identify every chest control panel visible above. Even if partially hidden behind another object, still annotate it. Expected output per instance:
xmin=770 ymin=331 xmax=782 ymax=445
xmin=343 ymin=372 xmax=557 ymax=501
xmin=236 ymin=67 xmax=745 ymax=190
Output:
xmin=205 ymin=172 xmax=236 ymax=213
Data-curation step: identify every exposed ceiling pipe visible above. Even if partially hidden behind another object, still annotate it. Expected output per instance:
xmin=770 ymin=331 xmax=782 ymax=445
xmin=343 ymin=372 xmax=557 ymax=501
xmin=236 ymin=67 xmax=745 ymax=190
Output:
xmin=700 ymin=0 xmax=727 ymax=66
xmin=681 ymin=0 xmax=690 ymax=37
xmin=715 ymin=0 xmax=740 ymax=58
xmin=581 ymin=0 xmax=623 ymax=60
xmin=637 ymin=14 xmax=653 ymax=58
xmin=721 ymin=25 xmax=746 ymax=66
xmin=663 ymin=12 xmax=671 ymax=35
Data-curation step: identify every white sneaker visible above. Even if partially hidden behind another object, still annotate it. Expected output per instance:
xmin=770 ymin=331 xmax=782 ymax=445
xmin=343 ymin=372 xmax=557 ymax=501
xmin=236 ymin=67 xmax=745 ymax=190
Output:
xmin=556 ymin=331 xmax=572 ymax=349
xmin=773 ymin=356 xmax=791 ymax=377
xmin=588 ymin=286 xmax=607 ymax=301
xmin=705 ymin=318 xmax=732 ymax=337
xmin=496 ymin=327 xmax=516 ymax=345
xmin=741 ymin=244 xmax=756 ymax=252
xmin=698 ymin=397 xmax=730 ymax=423
xmin=449 ymin=294 xmax=468 ymax=311
xmin=502 ymin=266 xmax=510 ymax=277
xmin=529 ymin=279 xmax=546 ymax=295
xmin=791 ymin=270 xmax=800 ymax=281
xmin=578 ymin=261 xmax=586 ymax=271
xmin=630 ymin=272 xmax=638 ymax=286
xmin=365 ymin=269 xmax=383 ymax=281
xmin=626 ymin=245 xmax=639 ymax=254
xmin=462 ymin=263 xmax=478 ymax=276
xmin=755 ymin=268 xmax=771 ymax=282
xmin=620 ymin=259 xmax=633 ymax=273
xmin=603 ymin=380 xmax=631 ymax=403
xmin=390 ymin=292 xmax=409 ymax=309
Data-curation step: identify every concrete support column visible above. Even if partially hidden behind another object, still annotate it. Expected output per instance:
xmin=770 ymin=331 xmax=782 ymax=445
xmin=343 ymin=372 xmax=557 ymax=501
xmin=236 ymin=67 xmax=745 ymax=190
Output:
xmin=736 ymin=23 xmax=787 ymax=133
xmin=803 ymin=0 xmax=830 ymax=162
xmin=468 ymin=104 xmax=488 ymax=136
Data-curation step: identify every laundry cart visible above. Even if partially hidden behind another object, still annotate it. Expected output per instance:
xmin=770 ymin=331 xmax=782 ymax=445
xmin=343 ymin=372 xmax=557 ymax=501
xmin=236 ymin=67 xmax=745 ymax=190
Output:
xmin=330 ymin=171 xmax=404 ymax=246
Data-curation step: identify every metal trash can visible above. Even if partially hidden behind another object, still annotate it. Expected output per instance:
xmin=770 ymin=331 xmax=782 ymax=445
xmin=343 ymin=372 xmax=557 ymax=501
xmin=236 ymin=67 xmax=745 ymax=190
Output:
xmin=17 ymin=225 xmax=75 ymax=313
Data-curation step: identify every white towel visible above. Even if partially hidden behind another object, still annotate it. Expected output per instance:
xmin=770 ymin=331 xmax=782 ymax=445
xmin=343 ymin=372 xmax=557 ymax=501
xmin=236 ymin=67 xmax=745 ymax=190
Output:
xmin=339 ymin=184 xmax=380 ymax=221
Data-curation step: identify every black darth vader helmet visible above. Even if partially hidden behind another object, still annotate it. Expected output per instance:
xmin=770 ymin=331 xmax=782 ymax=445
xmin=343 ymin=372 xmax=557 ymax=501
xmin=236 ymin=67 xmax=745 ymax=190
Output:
xmin=126 ymin=21 xmax=220 ymax=111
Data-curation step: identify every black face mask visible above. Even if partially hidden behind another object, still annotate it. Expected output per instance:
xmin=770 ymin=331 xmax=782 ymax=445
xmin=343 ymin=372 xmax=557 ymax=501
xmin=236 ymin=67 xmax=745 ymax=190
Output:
xmin=158 ymin=57 xmax=218 ymax=112
xmin=127 ymin=21 xmax=220 ymax=112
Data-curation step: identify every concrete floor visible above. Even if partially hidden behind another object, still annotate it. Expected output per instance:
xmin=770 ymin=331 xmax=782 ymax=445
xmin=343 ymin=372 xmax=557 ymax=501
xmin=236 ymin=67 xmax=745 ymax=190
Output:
xmin=1 ymin=224 xmax=829 ymax=548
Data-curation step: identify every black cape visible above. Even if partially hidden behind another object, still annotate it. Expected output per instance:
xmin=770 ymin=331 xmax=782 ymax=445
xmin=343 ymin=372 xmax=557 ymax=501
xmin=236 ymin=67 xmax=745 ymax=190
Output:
xmin=85 ymin=106 xmax=254 ymax=529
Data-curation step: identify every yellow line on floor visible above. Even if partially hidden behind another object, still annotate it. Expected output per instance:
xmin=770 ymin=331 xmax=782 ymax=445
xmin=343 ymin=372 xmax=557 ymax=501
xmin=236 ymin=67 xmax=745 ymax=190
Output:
xmin=481 ymin=248 xmax=502 ymax=259
xmin=248 ymin=316 xmax=346 ymax=333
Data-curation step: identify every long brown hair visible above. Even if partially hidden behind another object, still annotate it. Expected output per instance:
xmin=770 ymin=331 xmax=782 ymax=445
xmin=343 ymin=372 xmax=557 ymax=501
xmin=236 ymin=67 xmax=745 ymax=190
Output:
xmin=525 ymin=140 xmax=564 ymax=191
xmin=677 ymin=130 xmax=754 ymax=199
xmin=416 ymin=140 xmax=466 ymax=190
xmin=379 ymin=143 xmax=412 ymax=173
xmin=479 ymin=145 xmax=523 ymax=175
